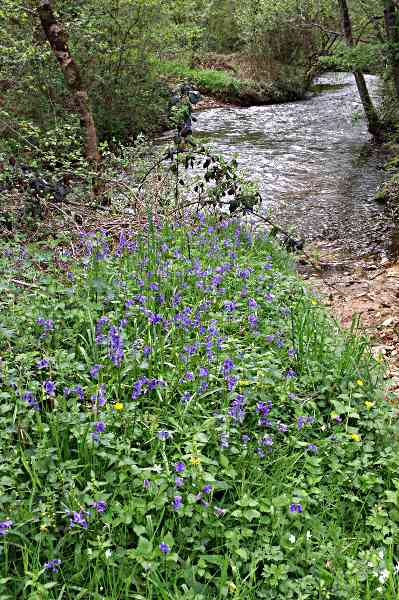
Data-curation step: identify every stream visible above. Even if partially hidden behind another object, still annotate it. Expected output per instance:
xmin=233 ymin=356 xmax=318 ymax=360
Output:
xmin=193 ymin=72 xmax=394 ymax=258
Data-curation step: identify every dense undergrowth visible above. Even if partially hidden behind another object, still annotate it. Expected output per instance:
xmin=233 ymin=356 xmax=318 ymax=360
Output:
xmin=0 ymin=215 xmax=398 ymax=599
xmin=159 ymin=60 xmax=308 ymax=106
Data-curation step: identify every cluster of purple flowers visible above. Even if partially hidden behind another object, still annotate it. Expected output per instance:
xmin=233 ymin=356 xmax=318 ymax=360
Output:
xmin=37 ymin=318 xmax=54 ymax=336
xmin=90 ymin=500 xmax=107 ymax=513
xmin=68 ymin=510 xmax=90 ymax=529
xmin=92 ymin=420 xmax=106 ymax=442
xmin=44 ymin=559 xmax=62 ymax=573
xmin=23 ymin=391 xmax=39 ymax=411
xmin=228 ymin=394 xmax=246 ymax=423
xmin=0 ymin=520 xmax=12 ymax=536
xmin=91 ymin=384 xmax=106 ymax=408
xmin=132 ymin=376 xmax=164 ymax=400
xmin=108 ymin=325 xmax=124 ymax=367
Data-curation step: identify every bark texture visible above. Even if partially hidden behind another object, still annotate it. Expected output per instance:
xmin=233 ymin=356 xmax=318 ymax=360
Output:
xmin=384 ymin=0 xmax=399 ymax=98
xmin=337 ymin=0 xmax=383 ymax=140
xmin=38 ymin=0 xmax=99 ymax=162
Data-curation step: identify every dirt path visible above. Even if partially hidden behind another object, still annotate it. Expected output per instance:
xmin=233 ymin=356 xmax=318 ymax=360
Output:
xmin=299 ymin=242 xmax=399 ymax=399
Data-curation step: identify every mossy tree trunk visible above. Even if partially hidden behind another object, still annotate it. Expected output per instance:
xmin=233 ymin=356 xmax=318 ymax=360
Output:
xmin=337 ymin=0 xmax=383 ymax=141
xmin=384 ymin=0 xmax=399 ymax=98
xmin=37 ymin=0 xmax=99 ymax=163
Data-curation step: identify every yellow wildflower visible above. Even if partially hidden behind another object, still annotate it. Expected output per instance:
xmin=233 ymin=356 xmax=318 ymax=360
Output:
xmin=311 ymin=299 xmax=317 ymax=306
xmin=114 ymin=402 xmax=124 ymax=411
xmin=356 ymin=379 xmax=364 ymax=386
xmin=190 ymin=455 xmax=201 ymax=465
xmin=365 ymin=401 xmax=374 ymax=410
xmin=351 ymin=433 xmax=361 ymax=442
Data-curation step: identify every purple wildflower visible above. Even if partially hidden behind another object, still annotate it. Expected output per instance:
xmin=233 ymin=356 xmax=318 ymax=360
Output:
xmin=199 ymin=367 xmax=209 ymax=378
xmin=297 ymin=416 xmax=315 ymax=431
xmin=157 ymin=430 xmax=171 ymax=441
xmin=228 ymin=394 xmax=246 ymax=423
xmin=224 ymin=301 xmax=236 ymax=312
xmin=242 ymin=434 xmax=250 ymax=444
xmin=202 ymin=485 xmax=213 ymax=494
xmin=37 ymin=318 xmax=54 ymax=336
xmin=90 ymin=364 xmax=103 ymax=379
xmin=108 ymin=325 xmax=124 ymax=367
xmin=256 ymin=401 xmax=272 ymax=416
xmin=181 ymin=391 xmax=192 ymax=404
xmin=72 ymin=385 xmax=84 ymax=401
xmin=307 ymin=444 xmax=318 ymax=454
xmin=69 ymin=510 xmax=89 ymax=529
xmin=257 ymin=447 xmax=265 ymax=459
xmin=36 ymin=358 xmax=49 ymax=369
xmin=143 ymin=479 xmax=150 ymax=489
xmin=43 ymin=380 xmax=55 ymax=396
xmin=91 ymin=500 xmax=107 ymax=513
xmin=286 ymin=368 xmax=297 ymax=379
xmin=290 ymin=503 xmax=303 ymax=513
xmin=288 ymin=348 xmax=297 ymax=358
xmin=159 ymin=543 xmax=171 ymax=554
xmin=172 ymin=496 xmax=183 ymax=511
xmin=223 ymin=359 xmax=234 ymax=375
xmin=261 ymin=435 xmax=273 ymax=447
xmin=248 ymin=314 xmax=257 ymax=329
xmin=278 ymin=422 xmax=288 ymax=433
xmin=0 ymin=520 xmax=12 ymax=536
xmin=226 ymin=375 xmax=238 ymax=391
xmin=175 ymin=477 xmax=184 ymax=488
xmin=220 ymin=432 xmax=229 ymax=449
xmin=23 ymin=391 xmax=39 ymax=410
xmin=175 ymin=462 xmax=185 ymax=473
xmin=95 ymin=421 xmax=106 ymax=433
xmin=214 ymin=507 xmax=226 ymax=517
xmin=92 ymin=384 xmax=106 ymax=408
xmin=95 ymin=316 xmax=108 ymax=344
xmin=143 ymin=345 xmax=151 ymax=356
xmin=248 ymin=298 xmax=257 ymax=310
xmin=44 ymin=559 xmax=62 ymax=573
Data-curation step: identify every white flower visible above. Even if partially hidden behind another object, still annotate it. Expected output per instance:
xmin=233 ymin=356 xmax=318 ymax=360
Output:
xmin=395 ymin=562 xmax=399 ymax=574
xmin=306 ymin=530 xmax=312 ymax=541
xmin=288 ymin=534 xmax=296 ymax=544
xmin=105 ymin=549 xmax=112 ymax=559
xmin=378 ymin=569 xmax=389 ymax=584
xmin=378 ymin=550 xmax=385 ymax=560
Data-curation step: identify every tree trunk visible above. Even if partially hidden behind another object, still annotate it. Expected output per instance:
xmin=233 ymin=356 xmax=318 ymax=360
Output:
xmin=37 ymin=0 xmax=99 ymax=162
xmin=337 ymin=0 xmax=383 ymax=140
xmin=384 ymin=0 xmax=399 ymax=98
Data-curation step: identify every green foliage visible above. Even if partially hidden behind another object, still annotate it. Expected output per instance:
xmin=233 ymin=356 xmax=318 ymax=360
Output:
xmin=0 ymin=211 xmax=397 ymax=598
xmin=320 ymin=40 xmax=385 ymax=73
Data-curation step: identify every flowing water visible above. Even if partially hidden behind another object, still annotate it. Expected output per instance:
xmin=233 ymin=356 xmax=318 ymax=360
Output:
xmin=193 ymin=72 xmax=393 ymax=257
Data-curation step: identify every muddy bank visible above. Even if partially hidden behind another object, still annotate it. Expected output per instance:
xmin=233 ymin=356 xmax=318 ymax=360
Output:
xmin=298 ymin=242 xmax=399 ymax=398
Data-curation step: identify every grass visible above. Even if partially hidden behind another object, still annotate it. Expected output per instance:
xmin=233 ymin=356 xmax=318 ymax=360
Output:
xmin=0 ymin=216 xmax=398 ymax=599
xmin=157 ymin=60 xmax=307 ymax=105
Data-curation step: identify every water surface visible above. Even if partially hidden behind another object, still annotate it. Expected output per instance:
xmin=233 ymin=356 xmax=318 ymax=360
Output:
xmin=194 ymin=73 xmax=391 ymax=256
